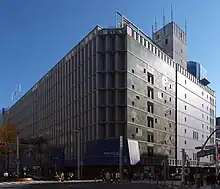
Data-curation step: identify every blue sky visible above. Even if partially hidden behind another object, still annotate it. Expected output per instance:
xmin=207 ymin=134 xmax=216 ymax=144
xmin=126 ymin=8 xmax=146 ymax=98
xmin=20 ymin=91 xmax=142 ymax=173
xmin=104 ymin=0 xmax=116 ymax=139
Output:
xmin=0 ymin=0 xmax=219 ymax=114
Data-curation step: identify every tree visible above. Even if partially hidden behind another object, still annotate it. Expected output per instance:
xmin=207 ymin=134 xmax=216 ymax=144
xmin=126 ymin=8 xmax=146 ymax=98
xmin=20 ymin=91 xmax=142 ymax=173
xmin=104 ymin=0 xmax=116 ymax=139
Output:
xmin=0 ymin=121 xmax=17 ymax=173
xmin=20 ymin=136 xmax=48 ymax=169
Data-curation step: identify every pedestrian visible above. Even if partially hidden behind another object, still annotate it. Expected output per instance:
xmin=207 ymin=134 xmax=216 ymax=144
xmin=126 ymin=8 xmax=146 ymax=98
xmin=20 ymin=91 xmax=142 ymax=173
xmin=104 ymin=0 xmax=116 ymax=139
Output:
xmin=3 ymin=171 xmax=8 ymax=182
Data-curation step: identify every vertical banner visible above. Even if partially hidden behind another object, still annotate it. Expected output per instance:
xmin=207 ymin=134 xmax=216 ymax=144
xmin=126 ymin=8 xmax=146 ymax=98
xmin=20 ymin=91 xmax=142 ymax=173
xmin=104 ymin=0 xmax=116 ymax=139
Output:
xmin=128 ymin=139 xmax=140 ymax=165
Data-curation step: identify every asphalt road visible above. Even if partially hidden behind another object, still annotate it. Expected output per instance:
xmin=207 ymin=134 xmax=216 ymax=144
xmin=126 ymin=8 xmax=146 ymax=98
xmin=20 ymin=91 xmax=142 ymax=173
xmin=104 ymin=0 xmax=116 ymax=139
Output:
xmin=0 ymin=181 xmax=171 ymax=189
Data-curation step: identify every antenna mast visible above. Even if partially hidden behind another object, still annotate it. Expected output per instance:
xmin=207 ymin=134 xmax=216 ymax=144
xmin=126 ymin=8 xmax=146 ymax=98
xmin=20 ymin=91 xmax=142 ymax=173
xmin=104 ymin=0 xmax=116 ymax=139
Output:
xmin=155 ymin=16 xmax=157 ymax=32
xmin=163 ymin=9 xmax=166 ymax=35
xmin=185 ymin=20 xmax=187 ymax=45
xmin=152 ymin=25 xmax=154 ymax=38
xmin=171 ymin=4 xmax=173 ymax=21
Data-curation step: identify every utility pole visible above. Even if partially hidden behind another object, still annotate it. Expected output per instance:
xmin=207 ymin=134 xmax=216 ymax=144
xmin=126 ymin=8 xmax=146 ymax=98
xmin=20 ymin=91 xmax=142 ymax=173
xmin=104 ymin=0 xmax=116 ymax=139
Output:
xmin=181 ymin=149 xmax=185 ymax=185
xmin=163 ymin=157 xmax=167 ymax=186
xmin=119 ymin=136 xmax=123 ymax=183
xmin=77 ymin=132 xmax=80 ymax=180
xmin=216 ymin=142 xmax=219 ymax=177
xmin=16 ymin=133 xmax=20 ymax=177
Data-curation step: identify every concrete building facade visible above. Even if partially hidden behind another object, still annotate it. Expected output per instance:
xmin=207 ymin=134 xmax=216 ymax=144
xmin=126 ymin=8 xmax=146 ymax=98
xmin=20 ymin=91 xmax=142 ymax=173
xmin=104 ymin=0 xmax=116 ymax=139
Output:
xmin=5 ymin=13 xmax=216 ymax=168
xmin=153 ymin=21 xmax=216 ymax=166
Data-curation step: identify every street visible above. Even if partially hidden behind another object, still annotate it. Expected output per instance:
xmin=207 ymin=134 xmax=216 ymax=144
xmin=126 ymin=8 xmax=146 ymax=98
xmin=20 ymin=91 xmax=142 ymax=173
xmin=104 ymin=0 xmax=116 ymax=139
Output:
xmin=0 ymin=181 xmax=176 ymax=189
xmin=0 ymin=180 xmax=215 ymax=189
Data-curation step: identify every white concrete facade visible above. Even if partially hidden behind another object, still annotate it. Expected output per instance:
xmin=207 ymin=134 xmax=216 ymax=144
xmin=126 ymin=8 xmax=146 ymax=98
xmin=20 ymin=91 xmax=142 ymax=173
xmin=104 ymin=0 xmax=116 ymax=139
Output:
xmin=177 ymin=71 xmax=216 ymax=166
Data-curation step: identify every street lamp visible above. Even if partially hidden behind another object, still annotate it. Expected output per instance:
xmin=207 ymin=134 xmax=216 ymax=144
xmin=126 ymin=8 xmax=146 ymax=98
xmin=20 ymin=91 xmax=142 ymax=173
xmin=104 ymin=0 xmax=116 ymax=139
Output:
xmin=16 ymin=132 xmax=20 ymax=178
xmin=72 ymin=130 xmax=80 ymax=180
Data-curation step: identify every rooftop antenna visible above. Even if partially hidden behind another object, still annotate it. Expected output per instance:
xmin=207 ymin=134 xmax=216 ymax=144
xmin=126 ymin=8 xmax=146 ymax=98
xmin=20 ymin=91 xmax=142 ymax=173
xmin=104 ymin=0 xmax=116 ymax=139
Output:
xmin=185 ymin=20 xmax=187 ymax=44
xmin=152 ymin=25 xmax=154 ymax=39
xmin=171 ymin=4 xmax=173 ymax=21
xmin=163 ymin=8 xmax=166 ymax=35
xmin=155 ymin=16 xmax=157 ymax=32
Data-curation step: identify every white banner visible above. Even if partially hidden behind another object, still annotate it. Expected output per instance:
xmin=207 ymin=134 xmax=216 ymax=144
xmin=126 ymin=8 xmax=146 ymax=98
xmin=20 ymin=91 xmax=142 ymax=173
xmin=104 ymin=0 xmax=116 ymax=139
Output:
xmin=128 ymin=139 xmax=140 ymax=165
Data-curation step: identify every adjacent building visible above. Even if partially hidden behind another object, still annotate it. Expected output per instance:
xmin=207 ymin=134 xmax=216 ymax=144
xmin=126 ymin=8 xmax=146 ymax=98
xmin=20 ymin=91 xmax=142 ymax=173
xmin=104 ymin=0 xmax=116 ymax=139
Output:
xmin=216 ymin=117 xmax=220 ymax=139
xmin=4 ymin=12 xmax=216 ymax=170
xmin=153 ymin=21 xmax=216 ymax=166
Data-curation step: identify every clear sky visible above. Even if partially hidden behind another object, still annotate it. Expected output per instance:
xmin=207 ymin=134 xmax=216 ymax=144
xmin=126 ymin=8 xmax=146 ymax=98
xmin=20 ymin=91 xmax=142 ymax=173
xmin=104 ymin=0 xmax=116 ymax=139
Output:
xmin=0 ymin=0 xmax=219 ymax=114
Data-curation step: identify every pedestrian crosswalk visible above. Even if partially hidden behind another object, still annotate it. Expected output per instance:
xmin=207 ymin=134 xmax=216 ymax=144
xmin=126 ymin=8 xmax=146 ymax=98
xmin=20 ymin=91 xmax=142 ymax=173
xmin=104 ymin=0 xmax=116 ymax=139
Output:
xmin=0 ymin=179 xmax=102 ymax=187
xmin=0 ymin=180 xmax=57 ymax=187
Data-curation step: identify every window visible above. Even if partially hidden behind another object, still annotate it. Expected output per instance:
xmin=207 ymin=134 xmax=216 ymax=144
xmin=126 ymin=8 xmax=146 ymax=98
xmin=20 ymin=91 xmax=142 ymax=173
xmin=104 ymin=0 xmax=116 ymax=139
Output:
xmin=202 ymin=91 xmax=204 ymax=95
xmin=169 ymin=123 xmax=172 ymax=128
xmin=165 ymin=38 xmax=168 ymax=45
xmin=132 ymin=101 xmax=134 ymax=106
xmin=210 ymin=97 xmax=215 ymax=106
xmin=156 ymin=34 xmax=160 ymax=39
xmin=185 ymin=94 xmax=187 ymax=98
xmin=144 ymin=68 xmax=146 ymax=73
xmin=202 ymin=124 xmax=204 ymax=128
xmin=165 ymin=86 xmax=167 ymax=90
xmin=132 ymin=118 xmax=134 ymax=122
xmin=202 ymin=114 xmax=204 ymax=118
xmin=132 ymin=69 xmax=134 ymax=73
xmin=180 ymin=49 xmax=183 ymax=53
xmin=202 ymin=134 xmax=204 ymax=138
xmin=147 ymin=133 xmax=154 ymax=143
xmin=161 ymin=93 xmax=164 ymax=98
xmin=202 ymin=104 xmax=204 ymax=108
xmin=132 ymin=85 xmax=134 ymax=89
xmin=210 ymin=137 xmax=214 ymax=144
xmin=155 ymin=118 xmax=157 ymax=123
xmin=136 ymin=96 xmax=140 ymax=100
xmin=147 ymin=86 xmax=154 ymax=99
xmin=184 ymin=117 xmax=187 ymax=122
xmin=169 ymin=97 xmax=172 ymax=102
xmin=147 ymin=147 xmax=154 ymax=156
xmin=164 ymin=100 xmax=167 ymax=103
xmin=184 ymin=129 xmax=186 ymax=133
xmin=185 ymin=80 xmax=187 ymax=84
xmin=193 ymin=131 xmax=199 ymax=140
xmin=147 ymin=116 xmax=154 ymax=128
xmin=210 ymin=118 xmax=214 ymax=126
xmin=170 ymin=84 xmax=172 ymax=89
xmin=207 ymin=116 xmax=209 ymax=120
xmin=210 ymin=108 xmax=215 ymax=117
xmin=136 ymin=128 xmax=138 ymax=133
xmin=184 ymin=105 xmax=187 ymax=110
xmin=147 ymin=72 xmax=154 ymax=84
xmin=147 ymin=101 xmax=154 ymax=113
xmin=185 ymin=141 xmax=186 ymax=144
xmin=169 ymin=110 xmax=172 ymax=115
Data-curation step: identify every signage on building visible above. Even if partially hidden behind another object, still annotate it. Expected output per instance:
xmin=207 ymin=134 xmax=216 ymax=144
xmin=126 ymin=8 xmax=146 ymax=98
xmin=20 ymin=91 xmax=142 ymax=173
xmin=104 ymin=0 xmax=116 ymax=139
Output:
xmin=103 ymin=152 xmax=119 ymax=156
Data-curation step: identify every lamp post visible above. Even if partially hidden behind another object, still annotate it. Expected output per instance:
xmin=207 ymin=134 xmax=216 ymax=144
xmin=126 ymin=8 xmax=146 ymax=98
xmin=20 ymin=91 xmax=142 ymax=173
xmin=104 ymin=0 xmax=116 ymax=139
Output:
xmin=72 ymin=130 xmax=80 ymax=180
xmin=16 ymin=132 xmax=20 ymax=178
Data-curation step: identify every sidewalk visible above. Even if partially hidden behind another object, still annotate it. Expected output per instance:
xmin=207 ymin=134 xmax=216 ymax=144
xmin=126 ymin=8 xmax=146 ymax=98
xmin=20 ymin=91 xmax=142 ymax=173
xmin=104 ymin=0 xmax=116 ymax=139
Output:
xmin=134 ymin=180 xmax=212 ymax=188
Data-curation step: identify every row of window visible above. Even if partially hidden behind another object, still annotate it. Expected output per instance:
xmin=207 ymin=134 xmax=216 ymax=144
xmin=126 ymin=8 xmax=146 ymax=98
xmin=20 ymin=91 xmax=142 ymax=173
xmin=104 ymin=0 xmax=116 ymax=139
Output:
xmin=132 ymin=70 xmax=214 ymax=122
xmin=128 ymin=26 xmax=214 ymax=96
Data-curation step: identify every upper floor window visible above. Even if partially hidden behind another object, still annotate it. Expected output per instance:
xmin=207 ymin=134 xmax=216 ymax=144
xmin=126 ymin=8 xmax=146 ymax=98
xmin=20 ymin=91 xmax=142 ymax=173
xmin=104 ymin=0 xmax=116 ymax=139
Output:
xmin=147 ymin=101 xmax=154 ymax=114
xmin=147 ymin=86 xmax=154 ymax=99
xmin=147 ymin=72 xmax=154 ymax=85
xmin=165 ymin=38 xmax=168 ymax=45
